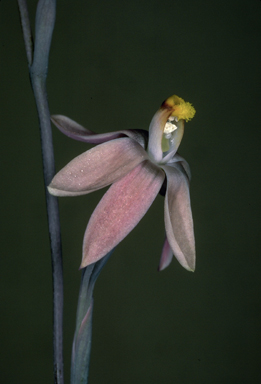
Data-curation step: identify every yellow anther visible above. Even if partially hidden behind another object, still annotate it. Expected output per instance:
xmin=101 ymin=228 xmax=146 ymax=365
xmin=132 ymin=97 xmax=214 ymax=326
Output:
xmin=164 ymin=95 xmax=196 ymax=122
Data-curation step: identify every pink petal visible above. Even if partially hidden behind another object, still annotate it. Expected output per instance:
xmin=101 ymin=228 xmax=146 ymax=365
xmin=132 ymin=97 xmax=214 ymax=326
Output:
xmin=81 ymin=161 xmax=165 ymax=267
xmin=158 ymin=236 xmax=173 ymax=271
xmin=51 ymin=115 xmax=148 ymax=148
xmin=168 ymin=153 xmax=191 ymax=181
xmin=162 ymin=164 xmax=195 ymax=271
xmin=48 ymin=138 xmax=148 ymax=196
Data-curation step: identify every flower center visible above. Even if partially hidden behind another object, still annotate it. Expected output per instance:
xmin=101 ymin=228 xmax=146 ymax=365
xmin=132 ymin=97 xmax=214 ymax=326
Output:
xmin=162 ymin=116 xmax=178 ymax=152
xmin=164 ymin=116 xmax=178 ymax=137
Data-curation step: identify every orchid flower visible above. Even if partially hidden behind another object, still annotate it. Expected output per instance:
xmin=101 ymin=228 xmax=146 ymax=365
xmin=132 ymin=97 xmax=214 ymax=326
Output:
xmin=48 ymin=95 xmax=196 ymax=271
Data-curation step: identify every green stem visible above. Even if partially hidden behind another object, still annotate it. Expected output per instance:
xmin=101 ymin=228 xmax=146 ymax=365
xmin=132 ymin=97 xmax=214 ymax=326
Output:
xmin=71 ymin=250 xmax=114 ymax=384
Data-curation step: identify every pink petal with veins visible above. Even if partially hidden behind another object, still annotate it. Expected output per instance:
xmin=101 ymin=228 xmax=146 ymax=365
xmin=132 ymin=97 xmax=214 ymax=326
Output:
xmin=81 ymin=160 xmax=165 ymax=267
xmin=48 ymin=138 xmax=148 ymax=196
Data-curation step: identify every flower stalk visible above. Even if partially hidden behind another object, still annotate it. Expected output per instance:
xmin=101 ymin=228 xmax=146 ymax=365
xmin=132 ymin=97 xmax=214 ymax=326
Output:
xmin=17 ymin=1 xmax=64 ymax=384
xmin=71 ymin=250 xmax=113 ymax=384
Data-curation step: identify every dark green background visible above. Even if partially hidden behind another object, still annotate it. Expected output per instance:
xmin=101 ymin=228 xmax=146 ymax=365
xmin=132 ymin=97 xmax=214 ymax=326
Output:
xmin=1 ymin=0 xmax=260 ymax=383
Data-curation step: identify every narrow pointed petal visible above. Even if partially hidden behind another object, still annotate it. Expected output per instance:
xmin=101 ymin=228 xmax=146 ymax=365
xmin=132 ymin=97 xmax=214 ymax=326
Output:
xmin=158 ymin=236 xmax=173 ymax=271
xmin=51 ymin=115 xmax=148 ymax=148
xmin=48 ymin=138 xmax=148 ymax=196
xmin=81 ymin=161 xmax=165 ymax=267
xmin=162 ymin=164 xmax=195 ymax=271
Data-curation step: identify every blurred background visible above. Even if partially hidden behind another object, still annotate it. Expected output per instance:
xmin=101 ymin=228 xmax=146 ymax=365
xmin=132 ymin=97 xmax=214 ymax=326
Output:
xmin=1 ymin=0 xmax=260 ymax=383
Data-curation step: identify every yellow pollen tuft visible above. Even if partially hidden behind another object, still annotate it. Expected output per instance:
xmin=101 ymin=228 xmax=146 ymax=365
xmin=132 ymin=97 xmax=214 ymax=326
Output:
xmin=164 ymin=95 xmax=196 ymax=122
